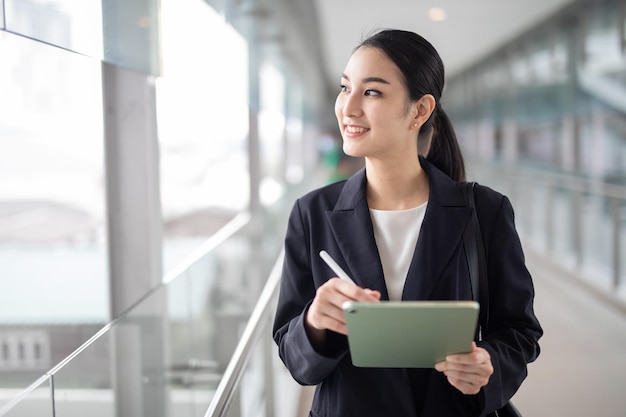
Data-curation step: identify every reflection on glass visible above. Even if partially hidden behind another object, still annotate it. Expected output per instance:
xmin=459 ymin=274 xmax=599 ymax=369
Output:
xmin=4 ymin=0 xmax=102 ymax=58
xmin=157 ymin=0 xmax=249 ymax=271
xmin=0 ymin=28 xmax=107 ymax=394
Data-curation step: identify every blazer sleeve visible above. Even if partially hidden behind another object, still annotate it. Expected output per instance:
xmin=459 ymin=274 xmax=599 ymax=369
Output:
xmin=272 ymin=199 xmax=349 ymax=385
xmin=474 ymin=187 xmax=543 ymax=414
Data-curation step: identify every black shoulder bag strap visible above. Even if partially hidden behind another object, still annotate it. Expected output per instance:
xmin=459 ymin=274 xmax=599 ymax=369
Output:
xmin=462 ymin=182 xmax=523 ymax=417
xmin=462 ymin=182 xmax=489 ymax=337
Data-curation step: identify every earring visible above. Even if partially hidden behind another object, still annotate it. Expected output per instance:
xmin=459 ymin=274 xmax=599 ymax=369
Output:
xmin=413 ymin=123 xmax=418 ymax=127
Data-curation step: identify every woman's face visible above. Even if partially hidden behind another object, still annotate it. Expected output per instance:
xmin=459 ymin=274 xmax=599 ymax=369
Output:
xmin=334 ymin=46 xmax=420 ymax=161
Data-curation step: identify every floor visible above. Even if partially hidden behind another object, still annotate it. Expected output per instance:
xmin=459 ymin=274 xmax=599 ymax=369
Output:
xmin=512 ymin=249 xmax=626 ymax=416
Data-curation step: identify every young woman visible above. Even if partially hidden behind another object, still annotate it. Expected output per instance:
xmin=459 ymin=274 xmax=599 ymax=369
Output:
xmin=272 ymin=29 xmax=542 ymax=417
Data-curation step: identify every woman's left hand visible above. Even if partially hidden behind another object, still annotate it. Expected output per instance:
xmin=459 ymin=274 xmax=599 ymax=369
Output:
xmin=434 ymin=342 xmax=494 ymax=395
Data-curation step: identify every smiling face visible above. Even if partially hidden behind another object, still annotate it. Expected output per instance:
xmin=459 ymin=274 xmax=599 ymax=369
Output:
xmin=335 ymin=46 xmax=427 ymax=162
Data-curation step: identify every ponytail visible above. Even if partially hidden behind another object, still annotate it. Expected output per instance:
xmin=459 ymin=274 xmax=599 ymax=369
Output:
xmin=425 ymin=106 xmax=466 ymax=182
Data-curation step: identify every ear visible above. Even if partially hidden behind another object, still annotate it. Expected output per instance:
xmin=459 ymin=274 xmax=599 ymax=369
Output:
xmin=410 ymin=94 xmax=436 ymax=130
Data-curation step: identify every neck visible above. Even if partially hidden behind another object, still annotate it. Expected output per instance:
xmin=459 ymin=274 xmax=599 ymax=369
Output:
xmin=365 ymin=156 xmax=429 ymax=210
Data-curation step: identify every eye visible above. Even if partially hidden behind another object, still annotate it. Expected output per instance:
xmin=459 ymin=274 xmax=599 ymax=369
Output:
xmin=339 ymin=84 xmax=349 ymax=93
xmin=364 ymin=89 xmax=381 ymax=96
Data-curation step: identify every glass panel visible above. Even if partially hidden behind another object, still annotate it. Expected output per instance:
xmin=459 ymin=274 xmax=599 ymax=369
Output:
xmin=157 ymin=0 xmax=249 ymax=270
xmin=51 ymin=334 xmax=113 ymax=417
xmin=1 ymin=0 xmax=5 ymax=30
xmin=4 ymin=0 xmax=102 ymax=58
xmin=0 ymin=328 xmax=52 ymax=387
xmin=0 ymin=26 xmax=108 ymax=396
xmin=166 ymin=270 xmax=201 ymax=417
xmin=226 ymin=340 xmax=266 ymax=417
xmin=0 ymin=377 xmax=52 ymax=417
xmin=166 ymin=257 xmax=224 ymax=417
xmin=222 ymin=324 xmax=302 ymax=417
xmin=102 ymin=0 xmax=160 ymax=75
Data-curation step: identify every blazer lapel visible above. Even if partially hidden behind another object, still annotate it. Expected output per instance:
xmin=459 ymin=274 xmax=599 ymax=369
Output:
xmin=325 ymin=169 xmax=390 ymax=299
xmin=402 ymin=159 xmax=470 ymax=300
xmin=324 ymin=160 xmax=471 ymax=301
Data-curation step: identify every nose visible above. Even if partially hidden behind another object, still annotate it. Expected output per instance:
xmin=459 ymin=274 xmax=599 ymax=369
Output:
xmin=336 ymin=91 xmax=362 ymax=118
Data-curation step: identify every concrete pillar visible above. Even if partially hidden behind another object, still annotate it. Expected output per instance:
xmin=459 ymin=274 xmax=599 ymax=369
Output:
xmin=102 ymin=62 xmax=166 ymax=417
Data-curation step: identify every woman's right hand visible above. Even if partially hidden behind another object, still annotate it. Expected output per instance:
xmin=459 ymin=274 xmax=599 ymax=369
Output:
xmin=305 ymin=278 xmax=380 ymax=345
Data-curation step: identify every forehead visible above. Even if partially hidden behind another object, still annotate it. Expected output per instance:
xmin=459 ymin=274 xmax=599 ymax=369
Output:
xmin=342 ymin=46 xmax=403 ymax=84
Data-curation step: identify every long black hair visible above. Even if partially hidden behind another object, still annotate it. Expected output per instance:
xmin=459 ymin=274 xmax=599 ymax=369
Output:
xmin=357 ymin=29 xmax=466 ymax=182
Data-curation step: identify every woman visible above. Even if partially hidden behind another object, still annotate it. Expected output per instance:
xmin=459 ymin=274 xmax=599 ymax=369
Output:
xmin=272 ymin=29 xmax=542 ymax=417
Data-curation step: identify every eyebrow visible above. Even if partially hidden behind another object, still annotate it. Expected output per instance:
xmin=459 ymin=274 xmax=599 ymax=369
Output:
xmin=341 ymin=74 xmax=391 ymax=85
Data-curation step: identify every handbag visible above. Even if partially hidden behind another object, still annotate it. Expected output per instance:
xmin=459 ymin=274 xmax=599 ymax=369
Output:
xmin=462 ymin=182 xmax=523 ymax=417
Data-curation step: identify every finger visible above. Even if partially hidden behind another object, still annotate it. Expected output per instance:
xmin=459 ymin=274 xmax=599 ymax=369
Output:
xmin=308 ymin=279 xmax=360 ymax=331
xmin=442 ymin=369 xmax=489 ymax=394
xmin=307 ymin=300 xmax=349 ymax=334
xmin=446 ymin=375 xmax=482 ymax=395
xmin=364 ymin=289 xmax=382 ymax=300
xmin=307 ymin=279 xmax=381 ymax=335
xmin=434 ymin=361 xmax=446 ymax=372
xmin=334 ymin=279 xmax=381 ymax=302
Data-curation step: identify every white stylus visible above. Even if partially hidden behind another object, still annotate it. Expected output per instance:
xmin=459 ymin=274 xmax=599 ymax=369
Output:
xmin=319 ymin=250 xmax=356 ymax=285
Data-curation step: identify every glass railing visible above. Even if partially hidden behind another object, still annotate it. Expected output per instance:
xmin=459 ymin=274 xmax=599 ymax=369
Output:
xmin=0 ymin=168 xmax=310 ymax=417
xmin=0 ymin=153 xmax=322 ymax=417
xmin=202 ymin=249 xmax=287 ymax=417
xmin=0 ymin=209 xmax=255 ymax=417
xmin=467 ymin=158 xmax=626 ymax=307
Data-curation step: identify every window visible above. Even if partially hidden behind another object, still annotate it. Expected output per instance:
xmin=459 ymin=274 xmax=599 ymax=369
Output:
xmin=157 ymin=0 xmax=250 ymax=271
xmin=0 ymin=31 xmax=108 ymax=325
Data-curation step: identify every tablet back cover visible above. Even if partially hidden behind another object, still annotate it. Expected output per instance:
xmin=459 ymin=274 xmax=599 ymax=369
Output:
xmin=343 ymin=301 xmax=479 ymax=368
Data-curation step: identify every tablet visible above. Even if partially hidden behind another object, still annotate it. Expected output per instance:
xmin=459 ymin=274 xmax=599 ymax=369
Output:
xmin=342 ymin=300 xmax=479 ymax=368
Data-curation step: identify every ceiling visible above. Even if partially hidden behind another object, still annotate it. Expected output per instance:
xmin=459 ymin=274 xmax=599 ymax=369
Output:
xmin=313 ymin=0 xmax=578 ymax=84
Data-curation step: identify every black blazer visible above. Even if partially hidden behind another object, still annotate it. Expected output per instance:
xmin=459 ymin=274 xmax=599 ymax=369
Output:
xmin=273 ymin=158 xmax=542 ymax=417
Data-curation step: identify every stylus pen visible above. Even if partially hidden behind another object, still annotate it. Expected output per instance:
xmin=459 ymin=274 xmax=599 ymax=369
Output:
xmin=319 ymin=250 xmax=357 ymax=285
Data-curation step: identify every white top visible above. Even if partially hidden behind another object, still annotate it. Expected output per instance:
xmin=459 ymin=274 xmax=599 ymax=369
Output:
xmin=369 ymin=202 xmax=428 ymax=301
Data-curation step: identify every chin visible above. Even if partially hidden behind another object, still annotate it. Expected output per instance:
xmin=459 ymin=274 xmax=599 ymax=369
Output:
xmin=342 ymin=145 xmax=364 ymax=158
